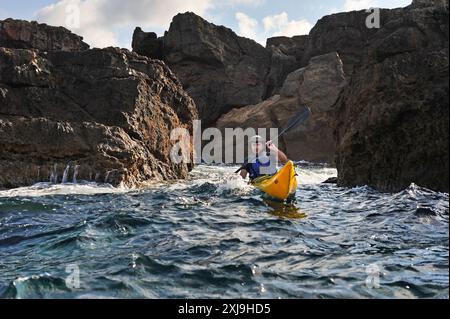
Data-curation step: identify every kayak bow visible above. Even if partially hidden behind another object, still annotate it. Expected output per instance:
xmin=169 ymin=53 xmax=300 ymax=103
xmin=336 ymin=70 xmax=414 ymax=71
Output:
xmin=251 ymin=161 xmax=298 ymax=201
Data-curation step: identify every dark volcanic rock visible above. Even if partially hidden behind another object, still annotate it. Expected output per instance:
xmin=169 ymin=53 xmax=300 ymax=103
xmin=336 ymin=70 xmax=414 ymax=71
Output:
xmin=264 ymin=46 xmax=298 ymax=98
xmin=216 ymin=52 xmax=347 ymax=164
xmin=266 ymin=36 xmax=308 ymax=62
xmin=0 ymin=18 xmax=89 ymax=51
xmin=133 ymin=12 xmax=271 ymax=125
xmin=133 ymin=14 xmax=312 ymax=124
xmin=0 ymin=21 xmax=197 ymax=189
xmin=300 ymin=11 xmax=378 ymax=76
xmin=335 ymin=1 xmax=449 ymax=192
xmin=265 ymin=36 xmax=308 ymax=97
xmin=132 ymin=27 xmax=163 ymax=60
xmin=266 ymin=11 xmax=379 ymax=79
xmin=323 ymin=177 xmax=338 ymax=184
xmin=412 ymin=0 xmax=448 ymax=8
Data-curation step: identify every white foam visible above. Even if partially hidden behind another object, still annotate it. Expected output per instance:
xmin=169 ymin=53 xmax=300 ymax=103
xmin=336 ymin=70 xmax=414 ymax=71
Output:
xmin=215 ymin=176 xmax=253 ymax=194
xmin=297 ymin=168 xmax=337 ymax=185
xmin=194 ymin=165 xmax=337 ymax=188
xmin=0 ymin=165 xmax=337 ymax=197
xmin=0 ymin=182 xmax=128 ymax=198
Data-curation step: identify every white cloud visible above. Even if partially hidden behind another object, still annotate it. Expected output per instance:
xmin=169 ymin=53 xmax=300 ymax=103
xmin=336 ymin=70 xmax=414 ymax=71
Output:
xmin=274 ymin=19 xmax=313 ymax=37
xmin=263 ymin=12 xmax=312 ymax=37
xmin=35 ymin=0 xmax=212 ymax=48
xmin=263 ymin=12 xmax=288 ymax=33
xmin=234 ymin=11 xmax=313 ymax=45
xmin=235 ymin=12 xmax=259 ymax=40
xmin=35 ymin=0 xmax=118 ymax=47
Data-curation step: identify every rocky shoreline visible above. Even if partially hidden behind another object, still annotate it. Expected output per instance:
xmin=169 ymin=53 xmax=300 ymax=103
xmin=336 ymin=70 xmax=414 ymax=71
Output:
xmin=0 ymin=19 xmax=197 ymax=189
xmin=1 ymin=0 xmax=448 ymax=193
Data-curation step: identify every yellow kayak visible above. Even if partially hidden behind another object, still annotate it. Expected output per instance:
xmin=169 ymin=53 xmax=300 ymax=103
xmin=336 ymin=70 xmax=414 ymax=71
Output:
xmin=251 ymin=161 xmax=298 ymax=201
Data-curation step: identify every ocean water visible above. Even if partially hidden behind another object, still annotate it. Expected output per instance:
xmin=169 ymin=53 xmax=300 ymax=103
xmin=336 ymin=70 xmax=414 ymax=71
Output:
xmin=0 ymin=165 xmax=448 ymax=299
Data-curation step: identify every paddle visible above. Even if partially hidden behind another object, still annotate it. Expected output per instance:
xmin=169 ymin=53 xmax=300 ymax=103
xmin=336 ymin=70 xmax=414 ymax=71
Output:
xmin=234 ymin=106 xmax=312 ymax=174
xmin=272 ymin=106 xmax=312 ymax=143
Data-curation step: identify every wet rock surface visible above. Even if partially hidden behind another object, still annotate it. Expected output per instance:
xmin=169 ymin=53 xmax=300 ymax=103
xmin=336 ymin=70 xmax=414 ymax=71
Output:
xmin=0 ymin=20 xmax=197 ymax=189
xmin=334 ymin=1 xmax=449 ymax=192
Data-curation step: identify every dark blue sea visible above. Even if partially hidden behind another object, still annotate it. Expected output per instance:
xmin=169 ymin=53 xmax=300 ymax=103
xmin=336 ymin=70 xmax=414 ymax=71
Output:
xmin=0 ymin=165 xmax=448 ymax=299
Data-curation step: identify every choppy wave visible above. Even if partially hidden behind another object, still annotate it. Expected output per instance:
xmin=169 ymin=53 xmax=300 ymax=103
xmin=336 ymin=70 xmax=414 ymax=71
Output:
xmin=0 ymin=165 xmax=448 ymax=299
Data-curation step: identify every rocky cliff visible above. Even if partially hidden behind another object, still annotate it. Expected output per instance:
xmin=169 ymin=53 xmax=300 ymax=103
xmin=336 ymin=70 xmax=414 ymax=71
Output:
xmin=335 ymin=0 xmax=449 ymax=192
xmin=0 ymin=19 xmax=197 ymax=189
xmin=219 ymin=1 xmax=448 ymax=192
xmin=133 ymin=12 xmax=300 ymax=125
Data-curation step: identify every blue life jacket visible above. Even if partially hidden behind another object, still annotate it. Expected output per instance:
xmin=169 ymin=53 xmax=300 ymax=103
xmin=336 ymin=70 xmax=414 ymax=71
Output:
xmin=246 ymin=154 xmax=276 ymax=180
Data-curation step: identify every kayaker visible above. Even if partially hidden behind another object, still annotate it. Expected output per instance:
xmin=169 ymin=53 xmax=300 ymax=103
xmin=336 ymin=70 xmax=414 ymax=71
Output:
xmin=240 ymin=135 xmax=288 ymax=181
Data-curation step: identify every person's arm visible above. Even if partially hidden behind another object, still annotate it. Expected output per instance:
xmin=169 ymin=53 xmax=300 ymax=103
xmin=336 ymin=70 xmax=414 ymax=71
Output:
xmin=240 ymin=169 xmax=248 ymax=179
xmin=266 ymin=141 xmax=288 ymax=164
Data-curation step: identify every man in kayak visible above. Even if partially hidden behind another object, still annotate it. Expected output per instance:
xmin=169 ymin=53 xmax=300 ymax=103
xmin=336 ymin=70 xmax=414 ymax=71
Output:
xmin=239 ymin=135 xmax=288 ymax=181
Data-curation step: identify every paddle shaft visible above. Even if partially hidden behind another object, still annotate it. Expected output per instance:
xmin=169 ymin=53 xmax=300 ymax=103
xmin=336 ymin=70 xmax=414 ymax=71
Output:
xmin=272 ymin=107 xmax=311 ymax=143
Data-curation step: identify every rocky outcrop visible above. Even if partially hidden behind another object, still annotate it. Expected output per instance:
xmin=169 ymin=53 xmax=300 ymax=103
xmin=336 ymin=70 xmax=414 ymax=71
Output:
xmin=300 ymin=11 xmax=378 ymax=77
xmin=0 ymin=20 xmax=197 ymax=189
xmin=132 ymin=27 xmax=163 ymax=60
xmin=215 ymin=1 xmax=448 ymax=193
xmin=264 ymin=36 xmax=309 ymax=97
xmin=133 ymin=12 xmax=274 ymax=125
xmin=266 ymin=36 xmax=308 ymax=63
xmin=412 ymin=0 xmax=448 ymax=8
xmin=217 ymin=52 xmax=347 ymax=164
xmin=0 ymin=18 xmax=89 ymax=51
xmin=335 ymin=1 xmax=449 ymax=192
xmin=133 ymin=13 xmax=316 ymax=125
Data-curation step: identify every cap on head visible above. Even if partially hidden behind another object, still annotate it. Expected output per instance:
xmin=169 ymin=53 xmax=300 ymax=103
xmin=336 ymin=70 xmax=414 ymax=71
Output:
xmin=250 ymin=135 xmax=265 ymax=144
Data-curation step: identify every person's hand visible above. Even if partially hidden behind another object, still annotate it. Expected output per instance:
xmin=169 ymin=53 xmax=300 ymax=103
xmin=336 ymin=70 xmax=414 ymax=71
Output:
xmin=266 ymin=140 xmax=279 ymax=152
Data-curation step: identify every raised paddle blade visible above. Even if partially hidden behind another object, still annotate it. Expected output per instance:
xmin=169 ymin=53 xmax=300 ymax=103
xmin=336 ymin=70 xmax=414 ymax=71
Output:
xmin=275 ymin=106 xmax=312 ymax=139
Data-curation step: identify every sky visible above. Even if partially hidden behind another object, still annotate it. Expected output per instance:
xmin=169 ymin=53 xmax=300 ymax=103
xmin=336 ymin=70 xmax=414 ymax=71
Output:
xmin=0 ymin=0 xmax=412 ymax=48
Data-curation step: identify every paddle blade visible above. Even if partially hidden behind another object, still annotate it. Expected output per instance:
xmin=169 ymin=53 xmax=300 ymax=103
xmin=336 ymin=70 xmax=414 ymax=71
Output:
xmin=277 ymin=106 xmax=312 ymax=137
